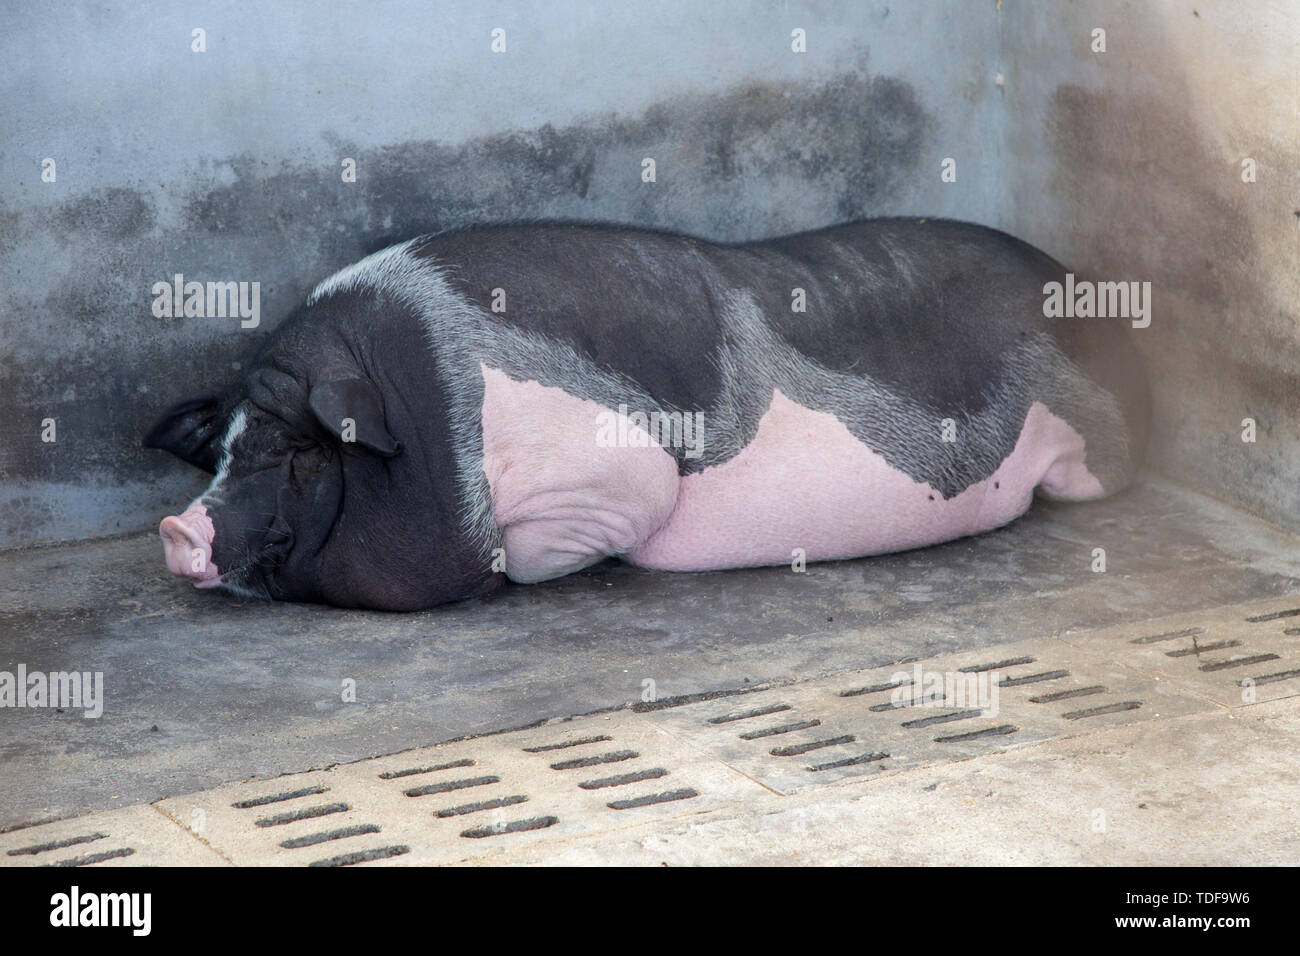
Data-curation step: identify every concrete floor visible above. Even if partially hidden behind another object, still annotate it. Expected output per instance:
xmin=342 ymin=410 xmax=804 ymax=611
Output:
xmin=2 ymin=474 xmax=1299 ymax=832
xmin=478 ymin=698 xmax=1300 ymax=866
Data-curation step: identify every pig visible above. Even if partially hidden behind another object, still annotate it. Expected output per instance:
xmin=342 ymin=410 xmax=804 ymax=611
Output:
xmin=143 ymin=218 xmax=1149 ymax=610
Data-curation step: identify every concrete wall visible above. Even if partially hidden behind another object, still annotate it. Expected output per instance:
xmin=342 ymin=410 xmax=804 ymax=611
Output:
xmin=0 ymin=0 xmax=1001 ymax=549
xmin=1 ymin=0 xmax=1296 ymax=549
xmin=999 ymin=0 xmax=1300 ymax=535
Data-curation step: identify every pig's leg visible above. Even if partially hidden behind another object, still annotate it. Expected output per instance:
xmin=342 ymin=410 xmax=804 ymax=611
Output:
xmin=479 ymin=365 xmax=680 ymax=583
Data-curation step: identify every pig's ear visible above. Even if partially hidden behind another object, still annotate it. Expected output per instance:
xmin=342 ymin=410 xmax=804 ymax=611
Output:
xmin=142 ymin=394 xmax=224 ymax=473
xmin=308 ymin=376 xmax=403 ymax=457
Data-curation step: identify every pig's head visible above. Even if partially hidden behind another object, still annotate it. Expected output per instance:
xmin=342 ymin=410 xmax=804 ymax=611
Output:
xmin=143 ymin=333 xmax=500 ymax=610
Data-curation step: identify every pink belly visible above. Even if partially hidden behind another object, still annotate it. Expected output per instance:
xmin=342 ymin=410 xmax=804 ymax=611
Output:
xmin=626 ymin=389 xmax=1102 ymax=572
xmin=481 ymin=371 xmax=1103 ymax=579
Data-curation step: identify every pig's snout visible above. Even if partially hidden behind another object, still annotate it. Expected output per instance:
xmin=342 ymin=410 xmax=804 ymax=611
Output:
xmin=160 ymin=504 xmax=221 ymax=588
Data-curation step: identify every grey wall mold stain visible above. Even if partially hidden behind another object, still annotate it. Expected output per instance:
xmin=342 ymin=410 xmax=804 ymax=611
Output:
xmin=0 ymin=68 xmax=932 ymax=549
xmin=1043 ymin=81 xmax=1299 ymax=534
xmin=50 ymin=187 xmax=158 ymax=239
xmin=182 ymin=72 xmax=928 ymax=253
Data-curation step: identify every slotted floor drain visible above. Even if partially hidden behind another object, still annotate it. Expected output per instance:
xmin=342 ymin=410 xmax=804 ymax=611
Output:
xmin=152 ymin=712 xmax=755 ymax=865
xmin=3 ymin=594 xmax=1297 ymax=866
xmin=0 ymin=806 xmax=225 ymax=866
xmin=637 ymin=633 xmax=1222 ymax=793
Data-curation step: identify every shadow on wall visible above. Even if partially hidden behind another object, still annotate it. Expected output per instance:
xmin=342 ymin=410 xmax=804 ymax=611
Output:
xmin=1040 ymin=3 xmax=1299 ymax=533
xmin=0 ymin=68 xmax=930 ymax=549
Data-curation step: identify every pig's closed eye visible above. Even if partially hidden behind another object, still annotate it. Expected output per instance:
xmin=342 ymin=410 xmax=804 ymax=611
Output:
xmin=287 ymin=443 xmax=331 ymax=481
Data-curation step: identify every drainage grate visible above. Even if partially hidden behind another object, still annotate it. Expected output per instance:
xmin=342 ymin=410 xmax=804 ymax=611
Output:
xmin=1060 ymin=595 xmax=1300 ymax=707
xmin=0 ymin=805 xmax=226 ymax=866
xmin=4 ymin=594 xmax=1297 ymax=866
xmin=637 ymin=634 xmax=1213 ymax=794
xmin=144 ymin=711 xmax=761 ymax=865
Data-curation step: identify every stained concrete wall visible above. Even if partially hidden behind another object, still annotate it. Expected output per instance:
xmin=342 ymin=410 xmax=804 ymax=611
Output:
xmin=999 ymin=0 xmax=1300 ymax=536
xmin=1 ymin=1 xmax=1296 ymax=550
xmin=0 ymin=0 xmax=1002 ymax=549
